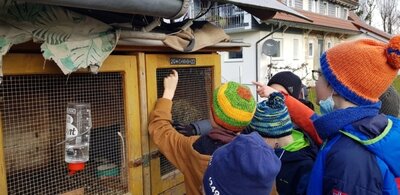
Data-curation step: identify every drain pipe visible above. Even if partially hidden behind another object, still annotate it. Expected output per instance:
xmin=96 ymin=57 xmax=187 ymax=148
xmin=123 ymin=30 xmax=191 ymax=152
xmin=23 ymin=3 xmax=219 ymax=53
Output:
xmin=255 ymin=24 xmax=283 ymax=101
xmin=23 ymin=0 xmax=190 ymax=19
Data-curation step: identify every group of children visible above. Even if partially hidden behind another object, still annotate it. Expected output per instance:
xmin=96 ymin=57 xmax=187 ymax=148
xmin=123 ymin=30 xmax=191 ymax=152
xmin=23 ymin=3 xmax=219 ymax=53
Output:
xmin=148 ymin=35 xmax=400 ymax=195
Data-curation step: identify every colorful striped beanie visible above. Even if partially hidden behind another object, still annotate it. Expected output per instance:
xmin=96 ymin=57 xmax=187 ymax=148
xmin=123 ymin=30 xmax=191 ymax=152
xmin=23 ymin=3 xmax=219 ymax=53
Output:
xmin=211 ymin=81 xmax=256 ymax=132
xmin=248 ymin=92 xmax=293 ymax=138
xmin=320 ymin=35 xmax=400 ymax=105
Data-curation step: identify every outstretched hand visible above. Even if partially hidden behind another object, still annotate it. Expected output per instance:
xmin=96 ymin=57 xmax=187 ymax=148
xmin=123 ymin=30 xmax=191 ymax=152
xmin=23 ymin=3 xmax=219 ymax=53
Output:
xmin=252 ymin=81 xmax=278 ymax=98
xmin=163 ymin=70 xmax=179 ymax=100
xmin=173 ymin=122 xmax=196 ymax=137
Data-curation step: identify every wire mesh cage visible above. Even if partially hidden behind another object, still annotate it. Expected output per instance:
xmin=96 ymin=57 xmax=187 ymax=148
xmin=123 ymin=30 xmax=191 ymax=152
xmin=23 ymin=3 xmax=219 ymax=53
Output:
xmin=1 ymin=73 xmax=128 ymax=194
xmin=156 ymin=67 xmax=213 ymax=176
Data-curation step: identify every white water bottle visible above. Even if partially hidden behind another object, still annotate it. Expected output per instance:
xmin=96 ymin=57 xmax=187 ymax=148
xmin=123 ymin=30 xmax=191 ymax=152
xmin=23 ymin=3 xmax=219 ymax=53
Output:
xmin=65 ymin=103 xmax=92 ymax=175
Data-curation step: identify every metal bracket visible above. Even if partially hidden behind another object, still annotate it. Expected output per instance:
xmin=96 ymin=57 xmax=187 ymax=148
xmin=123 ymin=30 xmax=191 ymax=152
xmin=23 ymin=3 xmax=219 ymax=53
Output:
xmin=131 ymin=150 xmax=160 ymax=168
xmin=142 ymin=17 xmax=161 ymax=32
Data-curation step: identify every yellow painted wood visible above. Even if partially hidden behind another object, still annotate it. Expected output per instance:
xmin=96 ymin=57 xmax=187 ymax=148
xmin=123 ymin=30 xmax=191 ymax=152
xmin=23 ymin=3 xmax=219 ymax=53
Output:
xmin=145 ymin=53 xmax=221 ymax=195
xmin=3 ymin=54 xmax=136 ymax=74
xmin=121 ymin=55 xmax=144 ymax=195
xmin=3 ymin=54 xmax=62 ymax=75
xmin=146 ymin=55 xmax=163 ymax=195
xmin=211 ymin=53 xmax=222 ymax=89
xmin=137 ymin=52 xmax=152 ymax=195
xmin=0 ymin=112 xmax=8 ymax=195
xmin=159 ymin=182 xmax=186 ymax=195
xmin=160 ymin=171 xmax=184 ymax=193
xmin=2 ymin=53 xmax=144 ymax=195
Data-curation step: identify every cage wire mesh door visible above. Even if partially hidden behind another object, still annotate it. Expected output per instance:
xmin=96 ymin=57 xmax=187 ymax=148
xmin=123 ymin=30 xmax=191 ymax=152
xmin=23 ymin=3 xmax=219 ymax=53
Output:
xmin=156 ymin=67 xmax=213 ymax=177
xmin=1 ymin=73 xmax=128 ymax=194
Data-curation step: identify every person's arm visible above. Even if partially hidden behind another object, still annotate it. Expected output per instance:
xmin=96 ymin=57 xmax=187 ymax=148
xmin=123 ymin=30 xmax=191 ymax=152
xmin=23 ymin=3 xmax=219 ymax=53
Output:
xmin=173 ymin=119 xmax=212 ymax=137
xmin=284 ymin=94 xmax=322 ymax=145
xmin=148 ymin=70 xmax=198 ymax=170
xmin=252 ymin=81 xmax=322 ymax=145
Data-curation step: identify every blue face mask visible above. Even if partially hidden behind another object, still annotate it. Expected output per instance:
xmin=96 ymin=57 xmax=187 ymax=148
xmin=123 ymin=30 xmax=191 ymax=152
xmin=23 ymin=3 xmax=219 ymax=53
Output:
xmin=319 ymin=93 xmax=334 ymax=115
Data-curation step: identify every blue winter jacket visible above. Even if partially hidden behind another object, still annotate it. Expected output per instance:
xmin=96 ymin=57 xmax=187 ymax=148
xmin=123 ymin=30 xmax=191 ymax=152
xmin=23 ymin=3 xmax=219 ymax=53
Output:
xmin=307 ymin=102 xmax=400 ymax=195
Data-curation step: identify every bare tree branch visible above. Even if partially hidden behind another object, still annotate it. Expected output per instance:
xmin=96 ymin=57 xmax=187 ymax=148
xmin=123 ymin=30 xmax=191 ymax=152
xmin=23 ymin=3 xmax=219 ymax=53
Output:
xmin=378 ymin=0 xmax=399 ymax=34
xmin=356 ymin=0 xmax=376 ymax=25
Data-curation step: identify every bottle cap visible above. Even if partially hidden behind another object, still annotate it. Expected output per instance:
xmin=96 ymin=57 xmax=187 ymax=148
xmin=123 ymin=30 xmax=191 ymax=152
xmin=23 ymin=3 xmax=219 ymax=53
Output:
xmin=68 ymin=162 xmax=85 ymax=175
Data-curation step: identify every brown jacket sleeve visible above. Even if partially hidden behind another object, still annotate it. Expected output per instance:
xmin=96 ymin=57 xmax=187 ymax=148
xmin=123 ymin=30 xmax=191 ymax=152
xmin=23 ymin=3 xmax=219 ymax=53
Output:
xmin=148 ymin=98 xmax=200 ymax=172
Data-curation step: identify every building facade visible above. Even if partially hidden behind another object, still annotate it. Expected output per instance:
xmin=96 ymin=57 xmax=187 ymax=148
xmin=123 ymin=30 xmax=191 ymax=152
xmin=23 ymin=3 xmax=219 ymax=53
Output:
xmin=195 ymin=0 xmax=391 ymax=98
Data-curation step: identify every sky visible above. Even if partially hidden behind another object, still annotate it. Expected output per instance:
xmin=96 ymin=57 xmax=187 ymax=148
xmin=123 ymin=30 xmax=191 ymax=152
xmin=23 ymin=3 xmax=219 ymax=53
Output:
xmin=370 ymin=6 xmax=383 ymax=31
xmin=371 ymin=8 xmax=383 ymax=30
xmin=362 ymin=0 xmax=399 ymax=34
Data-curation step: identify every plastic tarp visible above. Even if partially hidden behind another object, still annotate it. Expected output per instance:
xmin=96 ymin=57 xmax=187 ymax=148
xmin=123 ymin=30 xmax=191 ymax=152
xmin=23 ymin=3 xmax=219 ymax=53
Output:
xmin=0 ymin=2 xmax=120 ymax=81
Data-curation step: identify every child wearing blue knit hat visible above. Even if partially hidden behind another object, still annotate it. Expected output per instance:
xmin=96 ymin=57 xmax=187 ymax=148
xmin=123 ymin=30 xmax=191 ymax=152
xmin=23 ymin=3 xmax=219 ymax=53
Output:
xmin=246 ymin=92 xmax=318 ymax=195
xmin=203 ymin=132 xmax=281 ymax=195
xmin=249 ymin=92 xmax=294 ymax=138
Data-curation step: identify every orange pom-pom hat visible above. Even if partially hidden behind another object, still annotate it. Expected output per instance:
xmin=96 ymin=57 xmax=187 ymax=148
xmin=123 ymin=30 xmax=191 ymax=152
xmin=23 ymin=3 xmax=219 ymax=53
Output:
xmin=320 ymin=35 xmax=400 ymax=105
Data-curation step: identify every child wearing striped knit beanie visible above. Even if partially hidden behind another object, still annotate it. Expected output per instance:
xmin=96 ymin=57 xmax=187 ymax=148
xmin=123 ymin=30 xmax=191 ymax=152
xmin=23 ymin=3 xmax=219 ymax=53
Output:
xmin=211 ymin=81 xmax=256 ymax=132
xmin=193 ymin=81 xmax=257 ymax=155
xmin=148 ymin=70 xmax=257 ymax=195
xmin=255 ymin=36 xmax=400 ymax=194
xmin=246 ymin=92 xmax=317 ymax=195
xmin=248 ymin=92 xmax=293 ymax=138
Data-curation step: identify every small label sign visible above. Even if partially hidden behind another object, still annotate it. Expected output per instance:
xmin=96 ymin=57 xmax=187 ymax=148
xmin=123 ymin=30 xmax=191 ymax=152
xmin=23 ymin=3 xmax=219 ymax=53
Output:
xmin=170 ymin=58 xmax=196 ymax=65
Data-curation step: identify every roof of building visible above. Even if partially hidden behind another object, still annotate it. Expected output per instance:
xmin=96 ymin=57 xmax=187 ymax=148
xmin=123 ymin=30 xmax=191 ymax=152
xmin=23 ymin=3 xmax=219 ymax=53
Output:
xmin=221 ymin=0 xmax=310 ymax=21
xmin=329 ymin=0 xmax=359 ymax=7
xmin=271 ymin=9 xmax=360 ymax=33
xmin=348 ymin=12 xmax=392 ymax=40
xmin=270 ymin=9 xmax=390 ymax=40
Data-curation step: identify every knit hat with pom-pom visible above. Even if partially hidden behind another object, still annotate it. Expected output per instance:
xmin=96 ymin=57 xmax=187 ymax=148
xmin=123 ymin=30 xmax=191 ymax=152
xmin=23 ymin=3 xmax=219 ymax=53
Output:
xmin=320 ymin=35 xmax=400 ymax=105
xmin=212 ymin=81 xmax=256 ymax=132
xmin=247 ymin=92 xmax=293 ymax=138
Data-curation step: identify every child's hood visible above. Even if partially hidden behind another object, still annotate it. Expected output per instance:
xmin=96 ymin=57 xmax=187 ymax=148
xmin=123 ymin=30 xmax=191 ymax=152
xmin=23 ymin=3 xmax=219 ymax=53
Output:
xmin=342 ymin=115 xmax=400 ymax=177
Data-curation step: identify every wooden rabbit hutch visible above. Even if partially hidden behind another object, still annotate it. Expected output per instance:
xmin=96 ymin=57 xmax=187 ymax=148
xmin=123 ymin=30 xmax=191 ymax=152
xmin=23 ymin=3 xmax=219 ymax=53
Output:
xmin=0 ymin=43 xmax=225 ymax=194
xmin=0 ymin=0 xmax=308 ymax=193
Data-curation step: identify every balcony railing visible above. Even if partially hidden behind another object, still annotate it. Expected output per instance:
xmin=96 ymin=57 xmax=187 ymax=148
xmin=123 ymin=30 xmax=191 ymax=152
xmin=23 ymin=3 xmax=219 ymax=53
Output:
xmin=199 ymin=4 xmax=251 ymax=30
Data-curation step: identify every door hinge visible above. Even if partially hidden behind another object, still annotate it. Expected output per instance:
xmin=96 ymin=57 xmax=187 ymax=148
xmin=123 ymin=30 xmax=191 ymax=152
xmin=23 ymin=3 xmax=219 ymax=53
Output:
xmin=130 ymin=150 xmax=160 ymax=168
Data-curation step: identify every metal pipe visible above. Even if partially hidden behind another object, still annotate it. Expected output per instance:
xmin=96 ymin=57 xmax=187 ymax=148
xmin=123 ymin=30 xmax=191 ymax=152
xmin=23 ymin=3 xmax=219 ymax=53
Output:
xmin=120 ymin=31 xmax=167 ymax=40
xmin=24 ymin=0 xmax=189 ymax=19
xmin=255 ymin=25 xmax=282 ymax=101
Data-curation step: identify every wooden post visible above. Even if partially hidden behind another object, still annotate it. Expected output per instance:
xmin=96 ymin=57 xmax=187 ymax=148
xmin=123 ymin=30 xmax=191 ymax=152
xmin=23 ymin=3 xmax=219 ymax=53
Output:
xmin=120 ymin=56 xmax=143 ymax=195
xmin=0 ymin=112 xmax=8 ymax=195
xmin=137 ymin=52 xmax=152 ymax=195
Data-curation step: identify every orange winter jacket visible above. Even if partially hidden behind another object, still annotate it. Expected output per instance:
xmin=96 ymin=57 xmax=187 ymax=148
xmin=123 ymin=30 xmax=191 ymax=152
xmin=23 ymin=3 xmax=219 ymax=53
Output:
xmin=148 ymin=98 xmax=210 ymax=195
xmin=283 ymin=93 xmax=323 ymax=145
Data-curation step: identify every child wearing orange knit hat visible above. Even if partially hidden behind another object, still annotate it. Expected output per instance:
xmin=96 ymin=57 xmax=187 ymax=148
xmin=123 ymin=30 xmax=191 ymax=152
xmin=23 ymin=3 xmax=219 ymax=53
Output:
xmin=254 ymin=36 xmax=400 ymax=195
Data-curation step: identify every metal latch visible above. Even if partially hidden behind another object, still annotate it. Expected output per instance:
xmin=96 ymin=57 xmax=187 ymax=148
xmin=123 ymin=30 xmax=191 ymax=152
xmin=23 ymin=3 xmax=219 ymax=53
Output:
xmin=131 ymin=150 xmax=160 ymax=168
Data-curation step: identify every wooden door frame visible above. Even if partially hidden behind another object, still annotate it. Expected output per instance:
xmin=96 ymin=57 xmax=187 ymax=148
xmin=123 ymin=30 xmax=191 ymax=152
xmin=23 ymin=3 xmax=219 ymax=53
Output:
xmin=145 ymin=53 xmax=221 ymax=194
